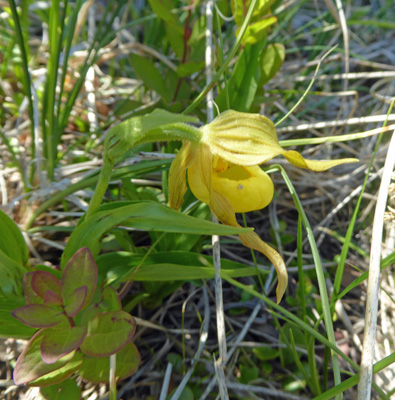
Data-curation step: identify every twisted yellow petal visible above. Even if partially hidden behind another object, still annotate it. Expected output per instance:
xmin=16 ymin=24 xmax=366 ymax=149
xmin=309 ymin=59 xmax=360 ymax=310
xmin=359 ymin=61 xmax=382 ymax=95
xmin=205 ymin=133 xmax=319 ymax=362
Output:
xmin=282 ymin=150 xmax=358 ymax=171
xmin=210 ymin=189 xmax=287 ymax=303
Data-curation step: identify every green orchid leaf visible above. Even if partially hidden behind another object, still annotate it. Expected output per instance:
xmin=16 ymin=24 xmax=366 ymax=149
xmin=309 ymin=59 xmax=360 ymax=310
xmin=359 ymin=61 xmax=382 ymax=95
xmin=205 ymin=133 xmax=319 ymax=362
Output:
xmin=0 ymin=210 xmax=28 ymax=295
xmin=216 ymin=39 xmax=266 ymax=112
xmin=97 ymin=251 xmax=261 ymax=283
xmin=0 ymin=208 xmax=28 ymax=266
xmin=79 ymin=342 xmax=140 ymax=383
xmin=147 ymin=0 xmax=184 ymax=58
xmin=147 ymin=0 xmax=183 ymax=33
xmin=0 ymin=294 xmax=37 ymax=339
xmin=41 ymin=326 xmax=87 ymax=364
xmin=177 ymin=61 xmax=205 ymax=77
xmin=236 ymin=16 xmax=277 ymax=45
xmin=130 ymin=53 xmax=170 ymax=102
xmin=40 ymin=379 xmax=81 ymax=400
xmin=260 ymin=43 xmax=285 ymax=86
xmin=64 ymin=287 xmax=87 ymax=317
xmin=232 ymin=0 xmax=277 ymax=27
xmin=61 ymin=248 xmax=97 ymax=312
xmin=13 ymin=330 xmax=76 ymax=385
xmin=31 ymin=271 xmax=62 ymax=300
xmin=0 ymin=250 xmax=25 ymax=296
xmin=27 ymin=352 xmax=83 ymax=387
xmin=61 ymin=201 xmax=250 ymax=268
xmin=80 ymin=311 xmax=136 ymax=357
xmin=11 ymin=304 xmax=66 ymax=328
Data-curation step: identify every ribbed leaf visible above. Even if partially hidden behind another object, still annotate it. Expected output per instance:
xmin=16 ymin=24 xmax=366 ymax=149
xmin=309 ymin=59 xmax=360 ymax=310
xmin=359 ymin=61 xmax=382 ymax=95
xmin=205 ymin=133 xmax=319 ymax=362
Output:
xmin=61 ymin=201 xmax=250 ymax=268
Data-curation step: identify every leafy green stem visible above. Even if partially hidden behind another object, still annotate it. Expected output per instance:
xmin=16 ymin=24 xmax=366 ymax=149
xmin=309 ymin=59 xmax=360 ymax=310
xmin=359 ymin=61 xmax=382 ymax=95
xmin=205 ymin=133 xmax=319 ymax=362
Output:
xmin=85 ymin=157 xmax=114 ymax=220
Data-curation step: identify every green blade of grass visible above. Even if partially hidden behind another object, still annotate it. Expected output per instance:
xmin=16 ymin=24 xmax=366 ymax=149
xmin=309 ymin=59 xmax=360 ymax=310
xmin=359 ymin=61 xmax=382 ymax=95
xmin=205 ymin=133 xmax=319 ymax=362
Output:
xmin=8 ymin=0 xmax=35 ymax=187
xmin=55 ymin=0 xmax=83 ymax=135
xmin=43 ymin=0 xmax=63 ymax=179
xmin=24 ymin=159 xmax=172 ymax=229
xmin=267 ymin=164 xmax=342 ymax=397
xmin=331 ymin=99 xmax=395 ymax=309
xmin=182 ymin=0 xmax=258 ymax=115
xmin=313 ymin=352 xmax=395 ymax=400
xmin=223 ymin=276 xmax=389 ymax=399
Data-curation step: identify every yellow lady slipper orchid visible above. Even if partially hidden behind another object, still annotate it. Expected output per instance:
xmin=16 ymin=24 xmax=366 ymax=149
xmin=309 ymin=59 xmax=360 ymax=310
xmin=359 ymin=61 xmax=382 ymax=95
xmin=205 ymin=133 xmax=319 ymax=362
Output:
xmin=168 ymin=110 xmax=358 ymax=303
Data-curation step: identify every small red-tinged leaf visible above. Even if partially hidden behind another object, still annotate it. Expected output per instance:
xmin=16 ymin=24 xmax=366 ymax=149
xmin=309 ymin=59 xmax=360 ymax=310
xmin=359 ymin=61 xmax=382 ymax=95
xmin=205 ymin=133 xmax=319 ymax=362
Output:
xmin=40 ymin=379 xmax=81 ymax=400
xmin=41 ymin=326 xmax=87 ymax=364
xmin=24 ymin=272 xmax=43 ymax=304
xmin=64 ymin=286 xmax=87 ymax=317
xmin=79 ymin=342 xmax=140 ymax=383
xmin=11 ymin=304 xmax=66 ymax=328
xmin=43 ymin=290 xmax=63 ymax=306
xmin=27 ymin=352 xmax=83 ymax=387
xmin=31 ymin=271 xmax=62 ymax=299
xmin=13 ymin=330 xmax=76 ymax=385
xmin=62 ymin=248 xmax=97 ymax=311
xmin=80 ymin=311 xmax=136 ymax=357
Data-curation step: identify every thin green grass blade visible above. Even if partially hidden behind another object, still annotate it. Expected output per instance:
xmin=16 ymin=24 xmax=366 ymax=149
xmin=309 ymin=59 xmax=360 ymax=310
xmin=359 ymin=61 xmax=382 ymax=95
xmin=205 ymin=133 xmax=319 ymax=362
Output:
xmin=297 ymin=214 xmax=307 ymax=321
xmin=313 ymin=352 xmax=395 ymax=400
xmin=338 ymin=251 xmax=395 ymax=301
xmin=0 ymin=129 xmax=28 ymax=189
xmin=24 ymin=159 xmax=172 ymax=229
xmin=58 ymin=0 xmax=126 ymax=137
xmin=331 ymin=99 xmax=394 ymax=308
xmin=279 ymin=124 xmax=395 ymax=147
xmin=289 ymin=329 xmax=315 ymax=394
xmin=43 ymin=0 xmax=63 ymax=178
xmin=223 ymin=276 xmax=389 ymax=399
xmin=8 ymin=0 xmax=35 ymax=185
xmin=182 ymin=0 xmax=258 ymax=115
xmin=267 ymin=164 xmax=342 ymax=397
xmin=298 ymin=215 xmax=321 ymax=394
xmin=214 ymin=7 xmax=230 ymax=111
xmin=56 ymin=0 xmax=83 ymax=125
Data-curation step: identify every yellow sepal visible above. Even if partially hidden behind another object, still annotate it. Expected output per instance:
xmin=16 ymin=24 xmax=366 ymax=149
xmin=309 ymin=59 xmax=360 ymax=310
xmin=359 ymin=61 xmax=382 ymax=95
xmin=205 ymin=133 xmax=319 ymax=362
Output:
xmin=169 ymin=141 xmax=196 ymax=210
xmin=187 ymin=144 xmax=213 ymax=205
xmin=202 ymin=110 xmax=359 ymax=170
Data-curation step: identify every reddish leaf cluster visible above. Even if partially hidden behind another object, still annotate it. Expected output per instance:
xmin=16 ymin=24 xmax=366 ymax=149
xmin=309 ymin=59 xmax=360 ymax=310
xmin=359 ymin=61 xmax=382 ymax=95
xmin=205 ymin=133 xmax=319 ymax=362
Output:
xmin=11 ymin=248 xmax=139 ymax=386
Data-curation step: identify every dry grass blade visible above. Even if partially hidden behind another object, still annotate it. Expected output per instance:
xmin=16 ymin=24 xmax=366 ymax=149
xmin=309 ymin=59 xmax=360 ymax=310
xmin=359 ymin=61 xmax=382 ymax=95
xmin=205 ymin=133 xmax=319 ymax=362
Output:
xmin=358 ymin=129 xmax=395 ymax=399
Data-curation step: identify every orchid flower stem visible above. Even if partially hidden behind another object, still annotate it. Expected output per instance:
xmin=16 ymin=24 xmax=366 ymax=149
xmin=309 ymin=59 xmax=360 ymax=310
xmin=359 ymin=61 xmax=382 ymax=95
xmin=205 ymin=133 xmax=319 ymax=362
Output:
xmin=266 ymin=164 xmax=342 ymax=396
xmin=85 ymin=156 xmax=114 ymax=220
